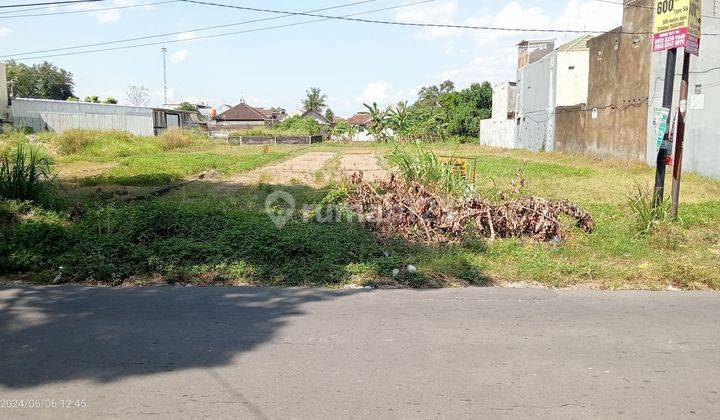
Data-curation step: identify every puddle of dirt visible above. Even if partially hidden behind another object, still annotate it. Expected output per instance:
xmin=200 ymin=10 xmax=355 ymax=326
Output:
xmin=228 ymin=152 xmax=338 ymax=185
xmin=340 ymin=154 xmax=387 ymax=182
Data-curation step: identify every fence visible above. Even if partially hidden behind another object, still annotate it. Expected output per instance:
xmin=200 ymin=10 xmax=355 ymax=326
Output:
xmin=210 ymin=131 xmax=322 ymax=145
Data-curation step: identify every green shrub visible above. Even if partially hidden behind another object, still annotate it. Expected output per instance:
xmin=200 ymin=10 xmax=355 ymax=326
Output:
xmin=0 ymin=144 xmax=58 ymax=208
xmin=230 ymin=117 xmax=323 ymax=138
xmin=277 ymin=116 xmax=323 ymax=135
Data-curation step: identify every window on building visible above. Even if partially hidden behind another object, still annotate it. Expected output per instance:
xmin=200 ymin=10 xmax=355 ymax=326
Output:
xmin=568 ymin=66 xmax=576 ymax=70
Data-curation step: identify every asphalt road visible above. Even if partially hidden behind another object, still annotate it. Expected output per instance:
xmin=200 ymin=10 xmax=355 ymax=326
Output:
xmin=1 ymin=285 xmax=719 ymax=419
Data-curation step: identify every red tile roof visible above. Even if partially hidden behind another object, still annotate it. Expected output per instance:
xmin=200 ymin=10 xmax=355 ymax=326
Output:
xmin=348 ymin=112 xmax=372 ymax=126
xmin=215 ymin=102 xmax=268 ymax=121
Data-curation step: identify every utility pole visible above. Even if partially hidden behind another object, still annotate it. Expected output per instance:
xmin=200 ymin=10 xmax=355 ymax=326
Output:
xmin=161 ymin=47 xmax=168 ymax=107
xmin=670 ymin=52 xmax=691 ymax=219
xmin=653 ymin=48 xmax=677 ymax=208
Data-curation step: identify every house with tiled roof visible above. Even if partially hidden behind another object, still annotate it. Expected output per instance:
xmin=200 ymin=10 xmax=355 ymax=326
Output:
xmin=209 ymin=102 xmax=285 ymax=132
xmin=347 ymin=112 xmax=374 ymax=142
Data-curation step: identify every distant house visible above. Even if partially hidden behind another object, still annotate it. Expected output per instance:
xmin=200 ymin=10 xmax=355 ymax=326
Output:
xmin=291 ymin=109 xmax=331 ymax=125
xmin=347 ymin=112 xmax=373 ymax=141
xmin=209 ymin=102 xmax=285 ymax=132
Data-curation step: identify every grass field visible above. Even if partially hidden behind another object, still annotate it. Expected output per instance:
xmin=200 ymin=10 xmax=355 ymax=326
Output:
xmin=1 ymin=130 xmax=718 ymax=290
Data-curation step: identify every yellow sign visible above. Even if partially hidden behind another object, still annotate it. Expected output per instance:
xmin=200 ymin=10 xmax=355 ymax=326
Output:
xmin=652 ymin=0 xmax=701 ymax=55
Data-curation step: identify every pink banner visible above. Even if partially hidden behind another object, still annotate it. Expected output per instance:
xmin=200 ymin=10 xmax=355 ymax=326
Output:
xmin=653 ymin=27 xmax=700 ymax=56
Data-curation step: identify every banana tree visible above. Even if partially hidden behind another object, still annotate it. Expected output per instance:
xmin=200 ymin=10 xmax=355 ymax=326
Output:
xmin=363 ymin=102 xmax=390 ymax=142
xmin=387 ymin=101 xmax=411 ymax=142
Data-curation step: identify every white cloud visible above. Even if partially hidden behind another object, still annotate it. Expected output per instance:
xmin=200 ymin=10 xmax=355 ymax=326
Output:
xmin=0 ymin=27 xmax=11 ymax=37
xmin=68 ymin=0 xmax=158 ymax=24
xmin=410 ymin=1 xmax=623 ymax=88
xmin=169 ymin=50 xmax=189 ymax=63
xmin=395 ymin=0 xmax=460 ymax=39
xmin=176 ymin=31 xmax=197 ymax=41
xmin=356 ymin=81 xmax=416 ymax=108
xmin=358 ymin=81 xmax=392 ymax=104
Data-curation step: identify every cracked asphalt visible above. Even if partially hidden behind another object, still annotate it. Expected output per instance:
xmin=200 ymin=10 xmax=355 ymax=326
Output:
xmin=1 ymin=285 xmax=719 ymax=419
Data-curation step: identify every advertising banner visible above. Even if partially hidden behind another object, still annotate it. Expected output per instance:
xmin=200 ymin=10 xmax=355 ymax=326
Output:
xmin=652 ymin=0 xmax=702 ymax=55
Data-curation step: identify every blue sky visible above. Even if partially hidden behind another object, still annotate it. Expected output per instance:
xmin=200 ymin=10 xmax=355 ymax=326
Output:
xmin=0 ymin=0 xmax=623 ymax=116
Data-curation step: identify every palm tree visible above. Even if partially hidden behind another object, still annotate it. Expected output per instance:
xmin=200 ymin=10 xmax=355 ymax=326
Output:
xmin=363 ymin=102 xmax=389 ymax=142
xmin=302 ymin=87 xmax=328 ymax=112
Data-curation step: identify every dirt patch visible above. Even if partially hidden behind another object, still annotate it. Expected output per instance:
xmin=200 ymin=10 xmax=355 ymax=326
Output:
xmin=340 ymin=153 xmax=387 ymax=181
xmin=57 ymin=161 xmax=118 ymax=182
xmin=228 ymin=152 xmax=338 ymax=185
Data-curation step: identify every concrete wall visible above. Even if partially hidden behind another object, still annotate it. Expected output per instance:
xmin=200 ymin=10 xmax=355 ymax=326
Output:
xmin=490 ymin=82 xmax=516 ymax=120
xmin=516 ymin=53 xmax=556 ymax=151
xmin=645 ymin=0 xmax=720 ymax=179
xmin=480 ymin=82 xmax=517 ymax=148
xmin=11 ymin=98 xmax=155 ymax=136
xmin=480 ymin=119 xmax=516 ymax=149
xmin=554 ymin=0 xmax=653 ymax=161
xmin=556 ymin=50 xmax=590 ymax=106
xmin=0 ymin=63 xmax=8 ymax=122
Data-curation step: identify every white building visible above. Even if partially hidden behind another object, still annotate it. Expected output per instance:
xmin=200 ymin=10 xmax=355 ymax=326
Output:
xmin=515 ymin=36 xmax=592 ymax=152
xmin=479 ymin=82 xmax=517 ymax=148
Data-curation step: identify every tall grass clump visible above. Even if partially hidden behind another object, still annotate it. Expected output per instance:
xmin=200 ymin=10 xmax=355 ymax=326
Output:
xmin=52 ymin=129 xmax=139 ymax=156
xmin=388 ymin=142 xmax=468 ymax=195
xmin=0 ymin=144 xmax=58 ymax=208
xmin=627 ymin=184 xmax=671 ymax=235
xmin=157 ymin=129 xmax=208 ymax=151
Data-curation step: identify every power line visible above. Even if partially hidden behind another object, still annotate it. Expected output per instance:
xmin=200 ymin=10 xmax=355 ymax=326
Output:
xmin=1 ymin=0 xmax=384 ymax=58
xmin=4 ymin=0 xmax=434 ymax=61
xmin=0 ymin=0 xmax=179 ymax=19
xmin=0 ymin=0 xmax=106 ymax=9
xmin=178 ymin=0 xmax=646 ymax=35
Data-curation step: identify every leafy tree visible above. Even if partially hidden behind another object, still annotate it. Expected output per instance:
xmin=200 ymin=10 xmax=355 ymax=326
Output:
xmin=125 ymin=85 xmax=150 ymax=107
xmin=325 ymin=108 xmax=335 ymax=123
xmin=177 ymin=102 xmax=199 ymax=113
xmin=66 ymin=96 xmax=80 ymax=102
xmin=332 ymin=120 xmax=356 ymax=141
xmin=104 ymin=97 xmax=118 ymax=104
xmin=176 ymin=102 xmax=207 ymax=122
xmin=84 ymin=96 xmax=100 ymax=103
xmin=302 ymin=87 xmax=327 ymax=112
xmin=417 ymin=80 xmax=455 ymax=106
xmin=406 ymin=80 xmax=492 ymax=141
xmin=5 ymin=60 xmax=75 ymax=100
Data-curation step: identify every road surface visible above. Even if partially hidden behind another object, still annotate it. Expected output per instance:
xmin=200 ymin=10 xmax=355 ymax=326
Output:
xmin=1 ymin=285 xmax=719 ymax=419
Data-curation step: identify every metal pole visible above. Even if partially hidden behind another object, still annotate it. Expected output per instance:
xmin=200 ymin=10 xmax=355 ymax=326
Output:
xmin=161 ymin=47 xmax=168 ymax=106
xmin=653 ymin=48 xmax=677 ymax=208
xmin=670 ymin=51 xmax=691 ymax=219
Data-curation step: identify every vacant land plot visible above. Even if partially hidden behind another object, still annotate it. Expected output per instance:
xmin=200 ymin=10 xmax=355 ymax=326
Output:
xmin=1 ymin=130 xmax=718 ymax=290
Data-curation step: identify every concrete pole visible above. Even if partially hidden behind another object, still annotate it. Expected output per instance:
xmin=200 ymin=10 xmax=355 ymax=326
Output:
xmin=161 ymin=47 xmax=168 ymax=107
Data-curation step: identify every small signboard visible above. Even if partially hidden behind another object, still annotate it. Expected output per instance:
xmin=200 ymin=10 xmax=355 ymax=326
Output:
xmin=654 ymin=108 xmax=671 ymax=150
xmin=652 ymin=0 xmax=702 ymax=56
